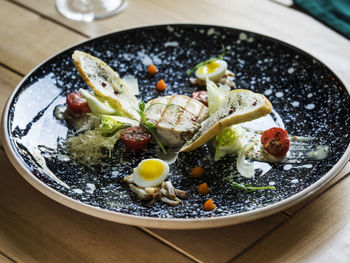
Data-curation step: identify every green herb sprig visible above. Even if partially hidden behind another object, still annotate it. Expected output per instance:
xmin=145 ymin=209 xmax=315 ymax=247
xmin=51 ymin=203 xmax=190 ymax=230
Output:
xmin=187 ymin=44 xmax=226 ymax=76
xmin=136 ymin=101 xmax=167 ymax=154
xmin=225 ymin=178 xmax=275 ymax=192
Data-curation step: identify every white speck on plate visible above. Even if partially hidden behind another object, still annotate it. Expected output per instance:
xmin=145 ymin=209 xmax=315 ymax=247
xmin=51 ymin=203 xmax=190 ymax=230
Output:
xmin=86 ymin=183 xmax=96 ymax=194
xmin=283 ymin=164 xmax=293 ymax=171
xmin=112 ymin=171 xmax=119 ymax=176
xmin=167 ymin=25 xmax=174 ymax=32
xmin=292 ymin=101 xmax=300 ymax=107
xmin=298 ymin=164 xmax=313 ymax=169
xmin=137 ymin=51 xmax=153 ymax=66
xmin=152 ymin=55 xmax=162 ymax=65
xmin=269 ymin=181 xmax=276 ymax=186
xmin=291 ymin=179 xmax=299 ymax=184
xmin=207 ymin=28 xmax=215 ymax=36
xmin=305 ymin=103 xmax=315 ymax=110
xmin=121 ymin=53 xmax=133 ymax=61
xmin=264 ymin=89 xmax=273 ymax=95
xmin=276 ymin=92 xmax=284 ymax=98
xmin=164 ymin=41 xmax=179 ymax=47
xmin=57 ymin=153 xmax=70 ymax=162
xmin=288 ymin=67 xmax=295 ymax=74
xmin=73 ymin=189 xmax=83 ymax=194
xmin=307 ymin=93 xmax=313 ymax=98
xmin=239 ymin=32 xmax=247 ymax=40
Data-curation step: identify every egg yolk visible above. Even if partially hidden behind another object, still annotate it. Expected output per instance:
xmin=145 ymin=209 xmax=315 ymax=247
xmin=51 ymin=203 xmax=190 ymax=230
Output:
xmin=197 ymin=61 xmax=220 ymax=74
xmin=138 ymin=160 xmax=164 ymax=181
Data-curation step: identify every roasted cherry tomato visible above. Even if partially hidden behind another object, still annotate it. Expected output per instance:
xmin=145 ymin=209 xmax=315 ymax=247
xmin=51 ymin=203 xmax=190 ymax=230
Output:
xmin=120 ymin=126 xmax=152 ymax=151
xmin=191 ymin=91 xmax=208 ymax=106
xmin=261 ymin=127 xmax=290 ymax=158
xmin=66 ymin=91 xmax=90 ymax=114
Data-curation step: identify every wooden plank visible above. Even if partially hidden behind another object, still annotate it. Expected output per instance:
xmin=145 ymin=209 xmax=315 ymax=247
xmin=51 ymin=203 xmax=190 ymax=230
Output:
xmin=148 ymin=164 xmax=350 ymax=262
xmin=151 ymin=213 xmax=288 ymax=263
xmin=0 ymin=1 xmax=85 ymax=75
xmin=11 ymin=0 xmax=350 ymax=87
xmin=285 ymin=162 xmax=350 ymax=215
xmin=0 ymin=150 xmax=192 ymax=263
xmin=1 ymin=2 xmax=350 ymax=262
xmin=0 ymin=253 xmax=15 ymax=263
xmin=231 ymin=174 xmax=350 ymax=263
xmin=0 ymin=66 xmax=21 ymax=115
xmin=11 ymin=0 xmax=184 ymax=36
xmin=0 ymin=66 xmax=22 ymax=147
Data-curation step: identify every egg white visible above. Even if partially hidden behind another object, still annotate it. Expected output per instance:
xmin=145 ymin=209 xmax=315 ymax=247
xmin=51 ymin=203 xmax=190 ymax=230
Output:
xmin=195 ymin=59 xmax=227 ymax=82
xmin=132 ymin=158 xmax=169 ymax=187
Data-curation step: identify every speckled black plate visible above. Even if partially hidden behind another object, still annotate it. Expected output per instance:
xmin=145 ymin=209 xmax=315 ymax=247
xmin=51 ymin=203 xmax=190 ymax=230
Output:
xmin=2 ymin=24 xmax=350 ymax=229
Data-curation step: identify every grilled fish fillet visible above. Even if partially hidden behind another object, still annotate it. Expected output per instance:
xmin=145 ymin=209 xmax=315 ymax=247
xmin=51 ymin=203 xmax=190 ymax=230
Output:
xmin=145 ymin=95 xmax=209 ymax=147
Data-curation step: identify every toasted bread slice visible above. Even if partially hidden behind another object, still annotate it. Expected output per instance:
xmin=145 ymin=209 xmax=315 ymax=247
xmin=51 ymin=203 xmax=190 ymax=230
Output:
xmin=180 ymin=89 xmax=272 ymax=152
xmin=72 ymin=50 xmax=140 ymax=120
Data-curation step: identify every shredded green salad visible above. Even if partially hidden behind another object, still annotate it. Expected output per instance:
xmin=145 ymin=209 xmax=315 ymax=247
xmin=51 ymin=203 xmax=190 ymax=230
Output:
xmin=67 ymin=115 xmax=127 ymax=166
xmin=66 ymin=77 xmax=143 ymax=166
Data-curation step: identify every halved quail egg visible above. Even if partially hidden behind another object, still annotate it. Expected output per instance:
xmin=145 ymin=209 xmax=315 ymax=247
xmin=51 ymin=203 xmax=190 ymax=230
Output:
xmin=132 ymin=158 xmax=169 ymax=187
xmin=195 ymin=59 xmax=227 ymax=82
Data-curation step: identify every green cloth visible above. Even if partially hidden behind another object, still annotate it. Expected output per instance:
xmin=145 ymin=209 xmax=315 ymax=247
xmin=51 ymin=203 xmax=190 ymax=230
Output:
xmin=293 ymin=0 xmax=350 ymax=39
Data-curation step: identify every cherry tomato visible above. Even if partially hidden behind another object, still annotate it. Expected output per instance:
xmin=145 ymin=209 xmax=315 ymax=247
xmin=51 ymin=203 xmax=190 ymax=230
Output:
xmin=66 ymin=91 xmax=90 ymax=114
xmin=192 ymin=91 xmax=208 ymax=106
xmin=120 ymin=126 xmax=152 ymax=151
xmin=261 ymin=127 xmax=290 ymax=158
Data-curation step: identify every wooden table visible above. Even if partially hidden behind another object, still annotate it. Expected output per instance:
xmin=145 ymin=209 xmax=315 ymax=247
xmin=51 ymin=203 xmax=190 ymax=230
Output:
xmin=1 ymin=0 xmax=349 ymax=262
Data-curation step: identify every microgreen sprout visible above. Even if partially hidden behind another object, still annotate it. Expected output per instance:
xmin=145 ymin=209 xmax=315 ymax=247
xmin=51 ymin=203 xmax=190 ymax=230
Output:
xmin=136 ymin=101 xmax=167 ymax=154
xmin=225 ymin=178 xmax=276 ymax=192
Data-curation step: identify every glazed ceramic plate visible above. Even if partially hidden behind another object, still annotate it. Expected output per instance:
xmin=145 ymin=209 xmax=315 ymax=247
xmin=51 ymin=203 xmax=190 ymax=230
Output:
xmin=2 ymin=24 xmax=350 ymax=229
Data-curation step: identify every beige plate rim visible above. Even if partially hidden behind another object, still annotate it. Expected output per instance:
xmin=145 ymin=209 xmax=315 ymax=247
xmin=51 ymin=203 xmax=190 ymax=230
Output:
xmin=2 ymin=23 xmax=350 ymax=229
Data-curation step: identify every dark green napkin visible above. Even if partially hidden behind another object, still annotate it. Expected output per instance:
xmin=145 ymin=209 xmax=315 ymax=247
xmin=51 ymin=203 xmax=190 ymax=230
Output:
xmin=293 ymin=0 xmax=350 ymax=39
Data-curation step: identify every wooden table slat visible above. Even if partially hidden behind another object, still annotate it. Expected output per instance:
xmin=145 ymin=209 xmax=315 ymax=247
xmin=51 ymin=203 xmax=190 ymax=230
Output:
xmin=11 ymin=0 xmax=350 ymax=87
xmin=0 ymin=150 xmax=193 ymax=263
xmin=0 ymin=66 xmax=23 ymax=147
xmin=1 ymin=0 xmax=350 ymax=262
xmin=151 ymin=213 xmax=288 ymax=263
xmin=232 ymin=175 xmax=350 ymax=263
xmin=0 ymin=66 xmax=21 ymax=111
xmin=0 ymin=252 xmax=15 ymax=263
xmin=150 ymin=162 xmax=350 ymax=263
xmin=0 ymin=1 xmax=85 ymax=75
xmin=285 ymin=162 xmax=350 ymax=215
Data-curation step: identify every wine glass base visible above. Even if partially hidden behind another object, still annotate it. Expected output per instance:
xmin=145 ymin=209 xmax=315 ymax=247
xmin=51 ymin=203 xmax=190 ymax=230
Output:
xmin=56 ymin=0 xmax=129 ymax=22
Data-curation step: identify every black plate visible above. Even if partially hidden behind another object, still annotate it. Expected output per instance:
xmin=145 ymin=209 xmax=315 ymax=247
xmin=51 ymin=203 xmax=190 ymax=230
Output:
xmin=3 ymin=24 xmax=350 ymax=227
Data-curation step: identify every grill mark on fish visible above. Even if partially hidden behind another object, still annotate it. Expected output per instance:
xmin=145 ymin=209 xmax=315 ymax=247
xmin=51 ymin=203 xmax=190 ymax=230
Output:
xmin=194 ymin=103 xmax=206 ymax=122
xmin=154 ymin=96 xmax=171 ymax=126
xmin=174 ymin=96 xmax=190 ymax=127
xmin=157 ymin=95 xmax=175 ymax=126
